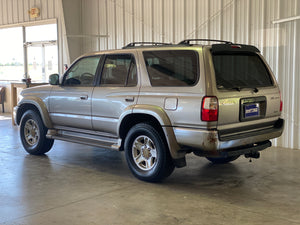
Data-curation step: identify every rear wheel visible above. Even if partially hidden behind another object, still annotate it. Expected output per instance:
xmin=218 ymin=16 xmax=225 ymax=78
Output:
xmin=124 ymin=123 xmax=175 ymax=182
xmin=20 ymin=110 xmax=54 ymax=155
xmin=206 ymin=155 xmax=240 ymax=164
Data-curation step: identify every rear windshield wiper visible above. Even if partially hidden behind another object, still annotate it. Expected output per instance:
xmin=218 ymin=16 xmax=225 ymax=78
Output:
xmin=217 ymin=85 xmax=242 ymax=91
xmin=231 ymin=87 xmax=242 ymax=92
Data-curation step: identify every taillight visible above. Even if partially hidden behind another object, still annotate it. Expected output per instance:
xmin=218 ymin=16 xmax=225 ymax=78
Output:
xmin=231 ymin=45 xmax=242 ymax=49
xmin=201 ymin=96 xmax=218 ymax=121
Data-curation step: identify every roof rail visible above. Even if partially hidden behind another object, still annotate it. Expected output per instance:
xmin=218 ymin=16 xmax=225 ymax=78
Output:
xmin=122 ymin=42 xmax=172 ymax=49
xmin=178 ymin=39 xmax=233 ymax=45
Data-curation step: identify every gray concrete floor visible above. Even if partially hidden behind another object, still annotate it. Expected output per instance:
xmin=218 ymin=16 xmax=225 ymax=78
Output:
xmin=0 ymin=113 xmax=300 ymax=225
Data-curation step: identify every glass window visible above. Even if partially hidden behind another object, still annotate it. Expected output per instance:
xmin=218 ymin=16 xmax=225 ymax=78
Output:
xmin=0 ymin=27 xmax=24 ymax=81
xmin=212 ymin=53 xmax=274 ymax=89
xmin=26 ymin=24 xmax=57 ymax=42
xmin=100 ymin=54 xmax=137 ymax=86
xmin=64 ymin=56 xmax=100 ymax=86
xmin=143 ymin=50 xmax=199 ymax=86
xmin=27 ymin=44 xmax=58 ymax=82
xmin=0 ymin=23 xmax=58 ymax=82
xmin=26 ymin=23 xmax=58 ymax=82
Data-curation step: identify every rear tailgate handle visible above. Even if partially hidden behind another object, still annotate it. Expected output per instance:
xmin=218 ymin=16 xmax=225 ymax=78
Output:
xmin=80 ymin=95 xmax=88 ymax=100
xmin=125 ymin=97 xmax=135 ymax=102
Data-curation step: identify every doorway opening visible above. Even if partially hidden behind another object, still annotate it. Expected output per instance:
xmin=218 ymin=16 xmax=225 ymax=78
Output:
xmin=25 ymin=23 xmax=58 ymax=82
xmin=0 ymin=22 xmax=58 ymax=82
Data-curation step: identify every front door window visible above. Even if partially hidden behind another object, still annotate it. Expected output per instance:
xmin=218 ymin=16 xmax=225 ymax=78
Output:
xmin=63 ymin=56 xmax=101 ymax=86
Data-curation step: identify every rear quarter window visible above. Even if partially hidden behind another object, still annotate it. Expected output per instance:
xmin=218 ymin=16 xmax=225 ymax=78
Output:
xmin=212 ymin=53 xmax=274 ymax=89
xmin=143 ymin=50 xmax=199 ymax=86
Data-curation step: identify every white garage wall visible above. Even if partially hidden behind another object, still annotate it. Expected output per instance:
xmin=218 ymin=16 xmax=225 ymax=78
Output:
xmin=78 ymin=0 xmax=299 ymax=149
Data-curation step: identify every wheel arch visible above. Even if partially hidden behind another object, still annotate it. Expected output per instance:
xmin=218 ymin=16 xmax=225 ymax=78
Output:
xmin=16 ymin=98 xmax=53 ymax=128
xmin=118 ymin=105 xmax=185 ymax=161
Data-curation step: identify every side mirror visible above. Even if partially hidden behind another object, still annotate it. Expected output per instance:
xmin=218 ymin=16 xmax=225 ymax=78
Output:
xmin=49 ymin=74 xmax=60 ymax=85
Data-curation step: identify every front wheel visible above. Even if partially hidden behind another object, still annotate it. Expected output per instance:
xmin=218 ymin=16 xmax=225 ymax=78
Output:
xmin=124 ymin=123 xmax=175 ymax=182
xmin=20 ymin=110 xmax=54 ymax=155
xmin=206 ymin=155 xmax=240 ymax=164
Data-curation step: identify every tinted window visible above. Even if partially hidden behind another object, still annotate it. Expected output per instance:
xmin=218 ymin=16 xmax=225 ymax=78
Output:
xmin=64 ymin=56 xmax=100 ymax=86
xmin=100 ymin=54 xmax=137 ymax=86
xmin=143 ymin=50 xmax=198 ymax=86
xmin=212 ymin=53 xmax=273 ymax=89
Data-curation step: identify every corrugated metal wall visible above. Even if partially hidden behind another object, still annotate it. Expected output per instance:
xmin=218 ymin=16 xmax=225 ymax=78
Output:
xmin=0 ymin=0 xmax=58 ymax=23
xmin=0 ymin=0 xmax=68 ymax=75
xmin=80 ymin=0 xmax=299 ymax=150
xmin=0 ymin=0 xmax=299 ymax=150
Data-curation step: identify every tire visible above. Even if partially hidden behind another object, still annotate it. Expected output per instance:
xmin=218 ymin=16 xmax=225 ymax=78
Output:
xmin=20 ymin=110 xmax=54 ymax=155
xmin=124 ymin=123 xmax=175 ymax=182
xmin=206 ymin=155 xmax=240 ymax=164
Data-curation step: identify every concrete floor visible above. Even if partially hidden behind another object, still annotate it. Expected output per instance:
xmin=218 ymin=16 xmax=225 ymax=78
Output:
xmin=0 ymin=113 xmax=300 ymax=225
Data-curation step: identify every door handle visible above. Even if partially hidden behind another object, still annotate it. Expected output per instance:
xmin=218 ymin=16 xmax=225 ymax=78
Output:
xmin=125 ymin=97 xmax=134 ymax=102
xmin=80 ymin=95 xmax=88 ymax=100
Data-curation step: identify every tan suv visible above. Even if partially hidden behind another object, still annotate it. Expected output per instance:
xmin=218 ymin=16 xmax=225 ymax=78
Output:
xmin=14 ymin=39 xmax=284 ymax=182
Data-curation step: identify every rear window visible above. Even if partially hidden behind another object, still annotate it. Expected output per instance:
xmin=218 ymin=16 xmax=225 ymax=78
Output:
xmin=143 ymin=50 xmax=198 ymax=86
xmin=212 ymin=53 xmax=274 ymax=89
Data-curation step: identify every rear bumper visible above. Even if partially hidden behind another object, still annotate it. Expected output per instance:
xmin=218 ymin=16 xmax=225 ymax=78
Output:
xmin=174 ymin=118 xmax=284 ymax=156
xmin=195 ymin=140 xmax=272 ymax=157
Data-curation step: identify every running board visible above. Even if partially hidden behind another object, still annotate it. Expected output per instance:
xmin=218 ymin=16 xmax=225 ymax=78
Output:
xmin=46 ymin=129 xmax=121 ymax=150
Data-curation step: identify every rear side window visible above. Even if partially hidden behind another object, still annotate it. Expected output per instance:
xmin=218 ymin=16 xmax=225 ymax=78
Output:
xmin=143 ymin=50 xmax=198 ymax=86
xmin=100 ymin=54 xmax=137 ymax=87
xmin=212 ymin=53 xmax=273 ymax=89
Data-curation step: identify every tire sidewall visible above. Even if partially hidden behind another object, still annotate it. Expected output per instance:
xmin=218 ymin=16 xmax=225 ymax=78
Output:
xmin=125 ymin=124 xmax=167 ymax=181
xmin=20 ymin=110 xmax=47 ymax=154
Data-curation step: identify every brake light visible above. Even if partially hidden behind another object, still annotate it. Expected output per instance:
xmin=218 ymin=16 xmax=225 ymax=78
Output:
xmin=231 ymin=45 xmax=242 ymax=49
xmin=201 ymin=96 xmax=218 ymax=121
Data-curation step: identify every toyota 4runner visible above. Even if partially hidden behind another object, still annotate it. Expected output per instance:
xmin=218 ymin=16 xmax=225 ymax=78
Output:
xmin=14 ymin=39 xmax=284 ymax=182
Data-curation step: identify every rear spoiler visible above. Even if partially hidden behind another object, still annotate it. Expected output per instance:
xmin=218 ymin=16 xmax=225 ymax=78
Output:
xmin=211 ymin=44 xmax=260 ymax=54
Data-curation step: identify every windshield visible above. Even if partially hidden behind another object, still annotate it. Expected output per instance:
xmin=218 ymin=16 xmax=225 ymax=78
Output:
xmin=212 ymin=53 xmax=274 ymax=89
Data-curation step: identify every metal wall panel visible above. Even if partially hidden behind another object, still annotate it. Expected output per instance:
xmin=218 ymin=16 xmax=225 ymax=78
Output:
xmin=0 ymin=0 xmax=59 ymax=25
xmin=78 ymin=0 xmax=300 ymax=149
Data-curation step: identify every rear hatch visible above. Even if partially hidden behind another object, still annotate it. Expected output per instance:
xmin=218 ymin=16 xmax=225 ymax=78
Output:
xmin=209 ymin=44 xmax=282 ymax=140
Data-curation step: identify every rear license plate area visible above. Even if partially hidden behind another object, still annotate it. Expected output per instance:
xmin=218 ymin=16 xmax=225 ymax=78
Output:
xmin=245 ymin=103 xmax=260 ymax=118
xmin=240 ymin=97 xmax=266 ymax=121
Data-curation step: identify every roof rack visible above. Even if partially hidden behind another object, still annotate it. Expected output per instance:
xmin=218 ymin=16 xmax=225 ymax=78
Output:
xmin=122 ymin=42 xmax=172 ymax=49
xmin=178 ymin=39 xmax=233 ymax=45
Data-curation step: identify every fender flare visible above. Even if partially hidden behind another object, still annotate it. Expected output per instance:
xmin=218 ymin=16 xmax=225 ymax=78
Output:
xmin=118 ymin=104 xmax=185 ymax=160
xmin=17 ymin=97 xmax=53 ymax=128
